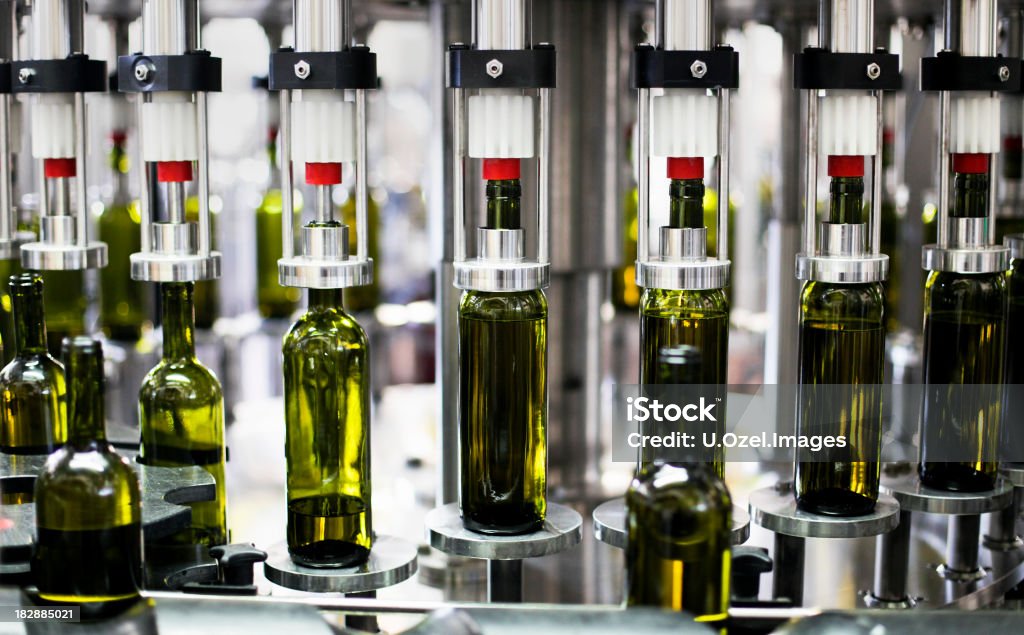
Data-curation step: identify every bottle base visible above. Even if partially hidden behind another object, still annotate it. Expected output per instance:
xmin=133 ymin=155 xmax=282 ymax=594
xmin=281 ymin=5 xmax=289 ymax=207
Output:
xmin=795 ymin=489 xmax=877 ymax=517
xmin=919 ymin=464 xmax=996 ymax=493
xmin=461 ymin=514 xmax=544 ymax=536
xmin=288 ymin=541 xmax=371 ymax=569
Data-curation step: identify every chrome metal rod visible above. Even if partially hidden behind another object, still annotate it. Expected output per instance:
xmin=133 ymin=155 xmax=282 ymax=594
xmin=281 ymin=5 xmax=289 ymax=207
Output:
xmin=637 ymin=88 xmax=650 ymax=264
xmin=0 ymin=94 xmax=11 ymax=242
xmin=487 ymin=559 xmax=523 ymax=603
xmin=803 ymin=90 xmax=818 ymax=257
xmin=294 ymin=0 xmax=351 ymax=52
xmin=872 ymin=91 xmax=883 ymax=256
xmin=196 ymin=90 xmax=211 ymax=257
xmin=36 ymin=162 xmax=49 ymax=220
xmin=717 ymin=87 xmax=730 ymax=261
xmin=658 ymin=0 xmax=712 ymax=51
xmin=938 ymin=90 xmax=951 ymax=249
xmin=142 ymin=0 xmax=197 ymax=55
xmin=538 ymin=86 xmax=551 ymax=265
xmin=137 ymin=95 xmax=152 ymax=254
xmin=315 ymin=184 xmax=330 ymax=224
xmin=73 ymin=92 xmax=88 ymax=248
xmin=829 ymin=0 xmax=874 ymax=54
xmin=873 ymin=510 xmax=912 ymax=603
xmin=355 ymin=89 xmax=368 ymax=262
xmin=947 ymin=514 xmax=982 ymax=575
xmin=988 ymin=147 xmax=997 ymax=246
xmin=773 ymin=533 xmax=805 ymax=606
xmin=959 ymin=0 xmax=997 ymax=57
xmin=452 ymin=87 xmax=466 ymax=263
xmin=474 ymin=0 xmax=528 ymax=50
xmin=54 ymin=177 xmax=69 ymax=218
xmin=280 ymin=89 xmax=294 ymax=260
xmin=986 ymin=487 xmax=1023 ymax=549
xmin=167 ymin=181 xmax=185 ymax=225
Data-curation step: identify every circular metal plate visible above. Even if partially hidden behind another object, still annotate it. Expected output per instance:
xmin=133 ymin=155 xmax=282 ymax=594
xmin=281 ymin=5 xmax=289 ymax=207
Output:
xmin=425 ymin=502 xmax=582 ymax=560
xmin=1006 ymin=234 xmax=1024 ymax=260
xmin=263 ymin=536 xmax=418 ymax=593
xmin=635 ymin=259 xmax=730 ymax=291
xmin=922 ymin=244 xmax=1009 ymax=274
xmin=0 ymin=232 xmax=34 ymax=260
xmin=748 ymin=485 xmax=900 ymax=538
xmin=131 ymin=252 xmax=222 ymax=282
xmin=795 ymin=253 xmax=889 ymax=283
xmin=453 ymin=260 xmax=549 ymax=292
xmin=278 ymin=257 xmax=373 ymax=289
xmin=20 ymin=241 xmax=107 ymax=270
xmin=881 ymin=473 xmax=1013 ymax=515
xmin=592 ymin=497 xmax=750 ymax=549
xmin=1001 ymin=464 xmax=1024 ymax=488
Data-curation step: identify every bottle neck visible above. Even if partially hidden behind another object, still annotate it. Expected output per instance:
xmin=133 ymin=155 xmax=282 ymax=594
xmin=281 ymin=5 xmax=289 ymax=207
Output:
xmin=828 ymin=176 xmax=865 ymax=224
xmin=952 ymin=171 xmax=989 ymax=218
xmin=485 ymin=179 xmax=521 ymax=230
xmin=161 ymin=283 xmax=197 ymax=360
xmin=12 ymin=282 xmax=48 ymax=354
xmin=110 ymin=134 xmax=130 ymax=203
xmin=668 ymin=178 xmax=705 ymax=229
xmin=309 ymin=288 xmax=344 ymax=310
xmin=267 ymin=126 xmax=281 ymax=190
xmin=66 ymin=344 xmax=106 ymax=445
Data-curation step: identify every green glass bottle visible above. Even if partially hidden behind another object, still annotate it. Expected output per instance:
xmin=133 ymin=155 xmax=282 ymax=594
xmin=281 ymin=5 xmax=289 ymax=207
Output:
xmin=256 ymin=128 xmax=302 ymax=319
xmin=98 ymin=132 xmax=146 ymax=341
xmin=40 ymin=269 xmax=86 ymax=357
xmin=0 ymin=255 xmax=18 ymax=365
xmin=139 ymin=282 xmax=227 ymax=546
xmin=1006 ymin=240 xmax=1024 ymax=463
xmin=879 ymin=129 xmax=903 ymax=332
xmin=612 ymin=184 xmax=640 ymax=311
xmin=33 ymin=337 xmax=141 ymax=617
xmin=340 ymin=190 xmax=381 ymax=312
xmin=459 ymin=177 xmax=548 ymax=535
xmin=185 ymin=197 xmax=219 ymax=329
xmin=795 ymin=172 xmax=885 ymax=516
xmin=920 ymin=167 xmax=1006 ymax=492
xmin=283 ymin=282 xmax=371 ymax=567
xmin=998 ymin=135 xmax=1024 ymax=241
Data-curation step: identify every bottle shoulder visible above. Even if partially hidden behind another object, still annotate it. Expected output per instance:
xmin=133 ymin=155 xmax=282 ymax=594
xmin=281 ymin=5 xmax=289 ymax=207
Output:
xmin=800 ymin=281 xmax=885 ymax=323
xmin=640 ymin=287 xmax=729 ymax=317
xmin=141 ymin=357 xmax=223 ymax=401
xmin=283 ymin=307 xmax=369 ymax=350
xmin=459 ymin=290 xmax=548 ymax=320
xmin=0 ymin=354 xmax=66 ymax=389
xmin=925 ymin=271 xmax=1007 ymax=319
xmin=629 ymin=463 xmax=732 ymax=510
xmin=39 ymin=445 xmax=138 ymax=492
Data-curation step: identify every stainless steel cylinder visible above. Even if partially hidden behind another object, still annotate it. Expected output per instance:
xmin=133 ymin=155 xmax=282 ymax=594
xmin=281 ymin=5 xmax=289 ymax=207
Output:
xmin=477 ymin=227 xmax=525 ymax=261
xmin=658 ymin=0 xmax=712 ymax=51
xmin=142 ymin=0 xmax=199 ymax=55
xmin=945 ymin=514 xmax=982 ymax=576
xmin=294 ymin=0 xmax=351 ymax=53
xmin=302 ymin=224 xmax=350 ymax=260
xmin=818 ymin=222 xmax=866 ymax=256
xmin=152 ymin=221 xmax=197 ymax=255
xmin=948 ymin=217 xmax=987 ymax=249
xmin=31 ymin=0 xmax=85 ymax=60
xmin=40 ymin=215 xmax=75 ymax=245
xmin=828 ymin=0 xmax=874 ymax=54
xmin=474 ymin=0 xmax=528 ymax=50
xmin=872 ymin=510 xmax=913 ymax=603
xmin=959 ymin=0 xmax=997 ymax=57
xmin=660 ymin=226 xmax=706 ymax=260
xmin=0 ymin=1 xmax=16 ymax=62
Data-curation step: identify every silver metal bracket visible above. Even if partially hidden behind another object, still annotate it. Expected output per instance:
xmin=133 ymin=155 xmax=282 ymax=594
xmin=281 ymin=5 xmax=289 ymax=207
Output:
xmin=796 ymin=253 xmax=888 ymax=283
xmin=131 ymin=251 xmax=221 ymax=282
xmin=921 ymin=245 xmax=1009 ymax=274
xmin=21 ymin=241 xmax=107 ymax=270
xmin=453 ymin=260 xmax=549 ymax=292
xmin=278 ymin=257 xmax=374 ymax=290
xmin=636 ymin=258 xmax=730 ymax=291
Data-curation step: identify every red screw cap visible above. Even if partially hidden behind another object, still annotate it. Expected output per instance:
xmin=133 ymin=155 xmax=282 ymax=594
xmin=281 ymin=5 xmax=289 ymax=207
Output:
xmin=951 ymin=153 xmax=989 ymax=174
xmin=482 ymin=158 xmax=521 ymax=180
xmin=156 ymin=161 xmax=194 ymax=183
xmin=667 ymin=157 xmax=704 ymax=180
xmin=305 ymin=162 xmax=343 ymax=186
xmin=43 ymin=158 xmax=77 ymax=179
xmin=827 ymin=155 xmax=864 ymax=178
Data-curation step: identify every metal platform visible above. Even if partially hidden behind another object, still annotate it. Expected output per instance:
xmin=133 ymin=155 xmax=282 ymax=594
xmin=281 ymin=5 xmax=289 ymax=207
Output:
xmin=263 ymin=536 xmax=418 ymax=593
xmin=592 ymin=497 xmax=750 ymax=549
xmin=881 ymin=473 xmax=1013 ymax=515
xmin=749 ymin=485 xmax=901 ymax=539
xmin=425 ymin=502 xmax=582 ymax=561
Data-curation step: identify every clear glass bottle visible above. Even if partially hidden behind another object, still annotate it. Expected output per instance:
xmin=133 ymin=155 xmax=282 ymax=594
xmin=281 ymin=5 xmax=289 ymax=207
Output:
xmin=98 ymin=131 xmax=146 ymax=341
xmin=33 ymin=337 xmax=141 ymax=617
xmin=283 ymin=282 xmax=371 ymax=567
xmin=139 ymin=282 xmax=227 ymax=546
xmin=459 ymin=177 xmax=548 ymax=535
xmin=256 ymin=127 xmax=301 ymax=319
xmin=795 ymin=172 xmax=885 ymax=516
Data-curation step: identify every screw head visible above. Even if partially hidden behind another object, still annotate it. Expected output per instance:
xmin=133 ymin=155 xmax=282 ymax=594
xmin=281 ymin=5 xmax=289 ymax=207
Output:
xmin=486 ymin=59 xmax=504 ymax=78
xmin=133 ymin=63 xmax=151 ymax=82
xmin=866 ymin=62 xmax=881 ymax=80
xmin=294 ymin=60 xmax=311 ymax=80
xmin=17 ymin=67 xmax=34 ymax=84
xmin=1000 ymin=65 xmax=1011 ymax=82
xmin=690 ymin=60 xmax=707 ymax=79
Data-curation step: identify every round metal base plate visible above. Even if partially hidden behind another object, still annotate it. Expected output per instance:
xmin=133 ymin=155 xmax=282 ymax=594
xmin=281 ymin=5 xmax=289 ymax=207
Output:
xmin=1006 ymin=234 xmax=1024 ymax=260
xmin=263 ymin=536 xmax=418 ymax=593
xmin=0 ymin=232 xmax=34 ymax=260
xmin=1001 ymin=464 xmax=1024 ymax=488
xmin=425 ymin=502 xmax=581 ymax=560
xmin=592 ymin=497 xmax=749 ymax=549
xmin=880 ymin=473 xmax=1013 ymax=515
xmin=861 ymin=592 xmax=918 ymax=609
xmin=922 ymin=244 xmax=1009 ymax=274
xmin=278 ymin=257 xmax=373 ymax=289
xmin=453 ymin=260 xmax=549 ymax=292
xmin=20 ymin=241 xmax=107 ymax=270
xmin=131 ymin=252 xmax=221 ymax=282
xmin=795 ymin=253 xmax=888 ymax=283
xmin=635 ymin=259 xmax=730 ymax=291
xmin=748 ymin=485 xmax=900 ymax=538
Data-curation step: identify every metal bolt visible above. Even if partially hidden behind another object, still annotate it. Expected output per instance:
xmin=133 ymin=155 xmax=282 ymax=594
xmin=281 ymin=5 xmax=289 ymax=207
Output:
xmin=294 ymin=60 xmax=311 ymax=80
xmin=1000 ymin=65 xmax=1011 ymax=82
xmin=486 ymin=59 xmax=503 ymax=78
xmin=690 ymin=60 xmax=707 ymax=79
xmin=134 ymin=63 xmax=151 ymax=82
xmin=866 ymin=62 xmax=881 ymax=80
xmin=17 ymin=67 xmax=34 ymax=84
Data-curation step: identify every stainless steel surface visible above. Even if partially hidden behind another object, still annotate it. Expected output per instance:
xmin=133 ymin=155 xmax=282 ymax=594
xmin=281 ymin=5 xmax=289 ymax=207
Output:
xmin=538 ymin=85 xmax=551 ymax=266
xmin=137 ymin=94 xmax=152 ymax=255
xmin=635 ymin=258 xmax=730 ymax=290
xmin=130 ymin=250 xmax=221 ymax=282
xmin=660 ymin=226 xmax=707 ymax=260
xmin=302 ymin=223 xmax=350 ymax=260
xmin=871 ymin=509 xmax=914 ymax=605
xmin=803 ymin=88 xmax=818 ymax=257
xmin=30 ymin=0 xmax=82 ymax=60
xmin=943 ymin=513 xmax=984 ymax=580
xmin=425 ymin=502 xmax=582 ymax=560
xmin=40 ymin=215 xmax=76 ymax=245
xmin=592 ymin=498 xmax=750 ymax=549
xmin=818 ymin=222 xmax=866 ymax=257
xmin=959 ymin=0 xmax=997 ymax=57
xmin=921 ymin=244 xmax=1009 ymax=274
xmin=487 ymin=558 xmax=523 ymax=602
xmin=637 ymin=88 xmax=650 ymax=265
xmin=143 ymin=0 xmax=198 ymax=55
xmin=452 ymin=88 xmax=466 ymax=264
xmin=405 ymin=606 xmax=719 ymax=634
xmin=658 ymin=0 xmax=712 ymax=51
xmin=938 ymin=90 xmax=951 ymax=248
xmin=167 ymin=181 xmax=185 ymax=224
xmin=277 ymin=255 xmax=373 ymax=288
xmin=881 ymin=473 xmax=1013 ymax=514
xmin=795 ymin=253 xmax=889 ymax=283
xmin=985 ymin=487 xmax=1024 ymax=550
xmin=294 ymin=0 xmax=351 ymax=52
xmin=0 ymin=3 xmax=12 ymax=247
xmin=20 ymin=241 xmax=107 ymax=270
xmin=717 ymin=87 xmax=730 ymax=261
xmin=280 ymin=89 xmax=294 ymax=260
xmin=474 ymin=0 xmax=528 ymax=50
xmin=453 ymin=259 xmax=549 ymax=291
xmin=829 ymin=0 xmax=874 ymax=53
xmin=151 ymin=221 xmax=198 ymax=255
xmin=263 ymin=536 xmax=418 ymax=593
xmin=1002 ymin=464 xmax=1024 ymax=487
xmin=478 ymin=228 xmax=525 ymax=261
xmin=749 ymin=485 xmax=900 ymax=538
xmin=356 ymin=89 xmax=369 ymax=261
xmin=197 ymin=90 xmax=213 ymax=258
xmin=948 ymin=217 xmax=988 ymax=248
xmin=871 ymin=91 xmax=883 ymax=255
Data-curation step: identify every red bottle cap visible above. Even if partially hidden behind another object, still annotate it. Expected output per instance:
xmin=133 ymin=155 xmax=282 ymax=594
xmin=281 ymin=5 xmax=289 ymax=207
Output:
xmin=43 ymin=158 xmax=76 ymax=179
xmin=1004 ymin=136 xmax=1023 ymax=152
xmin=482 ymin=158 xmax=521 ymax=180
xmin=156 ymin=161 xmax=194 ymax=183
xmin=827 ymin=155 xmax=864 ymax=177
xmin=666 ymin=157 xmax=704 ymax=180
xmin=110 ymin=130 xmax=128 ymax=146
xmin=305 ymin=162 xmax=343 ymax=185
xmin=951 ymin=153 xmax=989 ymax=174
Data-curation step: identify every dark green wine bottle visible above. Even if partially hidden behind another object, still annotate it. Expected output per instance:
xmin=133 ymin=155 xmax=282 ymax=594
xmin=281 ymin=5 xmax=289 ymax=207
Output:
xmin=795 ymin=172 xmax=885 ymax=516
xmin=33 ymin=337 xmax=141 ymax=617
xmin=185 ymin=197 xmax=219 ymax=329
xmin=139 ymin=282 xmax=227 ymax=546
xmin=459 ymin=176 xmax=547 ymax=535
xmin=99 ymin=131 xmax=146 ymax=341
xmin=40 ymin=269 xmax=86 ymax=357
xmin=256 ymin=127 xmax=301 ymax=319
xmin=0 ymin=257 xmax=18 ymax=365
xmin=283 ymin=285 xmax=371 ymax=567
xmin=920 ymin=168 xmax=1006 ymax=491
xmin=340 ymin=190 xmax=381 ymax=312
